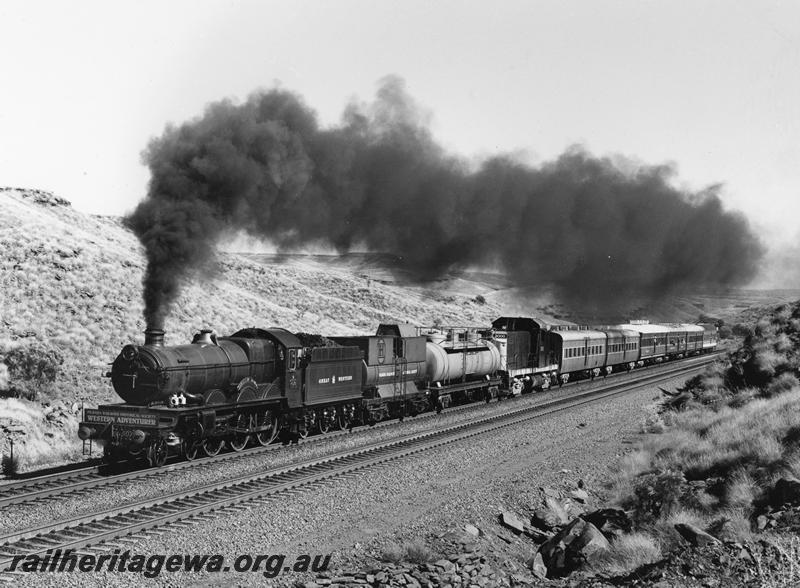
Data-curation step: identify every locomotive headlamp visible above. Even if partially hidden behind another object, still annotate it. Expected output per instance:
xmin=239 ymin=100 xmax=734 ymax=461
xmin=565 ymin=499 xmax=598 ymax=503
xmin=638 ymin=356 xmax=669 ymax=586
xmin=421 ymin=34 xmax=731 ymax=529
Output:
xmin=77 ymin=426 xmax=95 ymax=440
xmin=121 ymin=345 xmax=138 ymax=362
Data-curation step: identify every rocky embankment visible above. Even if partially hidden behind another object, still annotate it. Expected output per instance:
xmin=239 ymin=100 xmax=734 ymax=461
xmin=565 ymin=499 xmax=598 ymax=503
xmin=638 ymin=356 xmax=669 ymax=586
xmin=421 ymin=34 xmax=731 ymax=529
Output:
xmin=301 ymin=479 xmax=800 ymax=587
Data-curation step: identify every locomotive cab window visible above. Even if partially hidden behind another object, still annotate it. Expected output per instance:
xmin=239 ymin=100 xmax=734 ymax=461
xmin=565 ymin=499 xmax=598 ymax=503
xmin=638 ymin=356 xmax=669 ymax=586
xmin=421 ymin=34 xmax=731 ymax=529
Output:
xmin=288 ymin=349 xmax=297 ymax=371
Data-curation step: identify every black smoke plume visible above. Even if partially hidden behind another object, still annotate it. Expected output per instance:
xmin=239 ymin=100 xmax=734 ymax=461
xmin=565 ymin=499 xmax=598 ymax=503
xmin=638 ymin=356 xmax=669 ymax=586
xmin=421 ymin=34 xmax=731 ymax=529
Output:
xmin=127 ymin=76 xmax=764 ymax=327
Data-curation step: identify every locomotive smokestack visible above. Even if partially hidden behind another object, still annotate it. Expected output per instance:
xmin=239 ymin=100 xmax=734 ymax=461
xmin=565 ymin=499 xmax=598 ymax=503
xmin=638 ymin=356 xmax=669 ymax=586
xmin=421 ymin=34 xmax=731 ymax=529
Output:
xmin=144 ymin=329 xmax=165 ymax=346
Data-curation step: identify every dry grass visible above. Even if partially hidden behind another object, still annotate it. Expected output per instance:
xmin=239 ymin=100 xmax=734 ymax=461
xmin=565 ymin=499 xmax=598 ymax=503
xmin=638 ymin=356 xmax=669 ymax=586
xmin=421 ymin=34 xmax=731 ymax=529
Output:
xmin=614 ymin=389 xmax=800 ymax=518
xmin=0 ymin=398 xmax=83 ymax=472
xmin=403 ymin=540 xmax=434 ymax=565
xmin=591 ymin=532 xmax=662 ymax=575
xmin=380 ymin=542 xmax=405 ymax=564
xmin=603 ymin=301 xmax=800 ymax=579
xmin=750 ymin=535 xmax=800 ymax=587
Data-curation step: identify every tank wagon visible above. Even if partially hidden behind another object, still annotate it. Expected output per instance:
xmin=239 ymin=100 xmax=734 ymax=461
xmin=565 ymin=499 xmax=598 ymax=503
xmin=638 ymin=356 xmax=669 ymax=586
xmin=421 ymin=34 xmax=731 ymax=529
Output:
xmin=79 ymin=318 xmax=717 ymax=467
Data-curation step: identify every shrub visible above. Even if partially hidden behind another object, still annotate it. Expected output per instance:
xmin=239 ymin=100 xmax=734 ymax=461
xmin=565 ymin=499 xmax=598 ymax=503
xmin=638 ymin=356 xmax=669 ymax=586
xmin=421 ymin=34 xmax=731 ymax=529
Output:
xmin=473 ymin=294 xmax=486 ymax=305
xmin=380 ymin=542 xmax=404 ymax=564
xmin=725 ymin=469 xmax=760 ymax=509
xmin=764 ymin=373 xmax=800 ymax=398
xmin=629 ymin=470 xmax=686 ymax=523
xmin=1 ymin=451 xmax=20 ymax=477
xmin=404 ymin=540 xmax=433 ymax=564
xmin=1 ymin=342 xmax=64 ymax=401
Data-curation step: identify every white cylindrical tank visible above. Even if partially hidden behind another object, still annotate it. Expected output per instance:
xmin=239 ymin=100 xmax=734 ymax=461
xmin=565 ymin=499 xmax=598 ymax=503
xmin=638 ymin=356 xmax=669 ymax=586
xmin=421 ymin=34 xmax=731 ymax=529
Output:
xmin=425 ymin=340 xmax=501 ymax=382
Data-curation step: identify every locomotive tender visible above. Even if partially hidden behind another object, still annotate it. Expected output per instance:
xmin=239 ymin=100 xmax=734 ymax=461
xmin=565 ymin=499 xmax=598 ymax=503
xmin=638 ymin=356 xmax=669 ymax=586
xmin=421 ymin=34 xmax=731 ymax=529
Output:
xmin=79 ymin=318 xmax=717 ymax=467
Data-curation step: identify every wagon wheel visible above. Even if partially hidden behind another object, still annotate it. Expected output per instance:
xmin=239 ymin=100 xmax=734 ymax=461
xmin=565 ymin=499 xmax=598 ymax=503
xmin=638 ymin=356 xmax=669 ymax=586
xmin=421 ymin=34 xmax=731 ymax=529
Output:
xmin=297 ymin=411 xmax=313 ymax=439
xmin=146 ymin=438 xmax=168 ymax=468
xmin=255 ymin=409 xmax=279 ymax=446
xmin=228 ymin=413 xmax=250 ymax=452
xmin=201 ymin=437 xmax=225 ymax=457
xmin=318 ymin=409 xmax=335 ymax=434
xmin=336 ymin=405 xmax=355 ymax=430
xmin=185 ymin=441 xmax=201 ymax=461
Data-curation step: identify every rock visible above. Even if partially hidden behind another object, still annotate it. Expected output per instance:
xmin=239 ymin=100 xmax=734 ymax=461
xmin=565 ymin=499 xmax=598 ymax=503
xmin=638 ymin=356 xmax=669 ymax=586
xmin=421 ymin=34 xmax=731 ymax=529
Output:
xmin=538 ymin=518 xmax=611 ymax=577
xmin=674 ymin=523 xmax=722 ymax=547
xmin=582 ymin=508 xmax=632 ymax=540
xmin=500 ymin=510 xmax=526 ymax=534
xmin=434 ymin=559 xmax=455 ymax=573
xmin=522 ymin=524 xmax=552 ymax=543
xmin=464 ymin=524 xmax=481 ymax=537
xmin=569 ymin=488 xmax=590 ymax=504
xmin=541 ymin=486 xmax=561 ymax=499
xmin=706 ymin=518 xmax=740 ymax=543
xmin=770 ymin=477 xmax=800 ymax=507
xmin=529 ymin=552 xmax=548 ymax=579
xmin=532 ymin=496 xmax=570 ymax=530
xmin=756 ymin=515 xmax=768 ymax=531
xmin=495 ymin=531 xmax=515 ymax=544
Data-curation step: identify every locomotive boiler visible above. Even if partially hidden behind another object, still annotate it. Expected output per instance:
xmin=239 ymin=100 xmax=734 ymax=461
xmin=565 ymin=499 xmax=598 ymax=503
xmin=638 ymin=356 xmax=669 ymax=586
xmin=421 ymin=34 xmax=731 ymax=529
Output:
xmin=110 ymin=329 xmax=275 ymax=406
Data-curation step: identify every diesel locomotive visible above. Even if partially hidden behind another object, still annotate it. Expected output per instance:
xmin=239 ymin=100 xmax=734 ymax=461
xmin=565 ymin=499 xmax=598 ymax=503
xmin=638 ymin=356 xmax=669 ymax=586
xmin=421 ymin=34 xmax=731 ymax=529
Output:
xmin=78 ymin=318 xmax=717 ymax=467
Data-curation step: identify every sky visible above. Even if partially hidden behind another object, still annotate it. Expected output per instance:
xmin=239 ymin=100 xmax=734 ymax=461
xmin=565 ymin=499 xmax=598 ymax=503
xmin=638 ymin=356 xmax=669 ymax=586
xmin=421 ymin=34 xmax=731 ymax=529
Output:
xmin=1 ymin=1 xmax=799 ymax=284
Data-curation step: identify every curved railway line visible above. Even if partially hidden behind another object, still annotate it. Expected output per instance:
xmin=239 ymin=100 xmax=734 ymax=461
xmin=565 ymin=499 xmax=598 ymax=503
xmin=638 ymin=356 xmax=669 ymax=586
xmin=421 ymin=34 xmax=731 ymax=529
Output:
xmin=0 ymin=353 xmax=718 ymax=576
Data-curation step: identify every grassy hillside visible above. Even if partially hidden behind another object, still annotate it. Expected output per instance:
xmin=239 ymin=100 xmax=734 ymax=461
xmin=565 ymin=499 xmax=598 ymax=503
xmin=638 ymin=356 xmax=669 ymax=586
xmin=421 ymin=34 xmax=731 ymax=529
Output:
xmin=596 ymin=300 xmax=800 ymax=581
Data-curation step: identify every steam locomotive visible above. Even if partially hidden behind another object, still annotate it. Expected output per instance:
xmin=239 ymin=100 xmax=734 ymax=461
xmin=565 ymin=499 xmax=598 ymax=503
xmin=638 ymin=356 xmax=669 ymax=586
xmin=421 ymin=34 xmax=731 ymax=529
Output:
xmin=78 ymin=318 xmax=718 ymax=467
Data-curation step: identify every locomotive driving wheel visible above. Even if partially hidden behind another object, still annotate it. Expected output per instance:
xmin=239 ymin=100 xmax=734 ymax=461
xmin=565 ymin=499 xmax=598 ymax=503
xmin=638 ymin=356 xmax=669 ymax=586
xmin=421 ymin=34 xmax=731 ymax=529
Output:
xmin=228 ymin=413 xmax=250 ymax=452
xmin=201 ymin=437 xmax=225 ymax=457
xmin=255 ymin=409 xmax=279 ymax=446
xmin=146 ymin=438 xmax=168 ymax=468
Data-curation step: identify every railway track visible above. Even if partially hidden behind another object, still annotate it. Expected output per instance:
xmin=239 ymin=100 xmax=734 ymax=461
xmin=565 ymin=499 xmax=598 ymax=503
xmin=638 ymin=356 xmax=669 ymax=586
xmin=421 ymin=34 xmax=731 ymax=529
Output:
xmin=0 ymin=355 xmax=715 ymax=575
xmin=0 ymin=352 xmax=721 ymax=510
